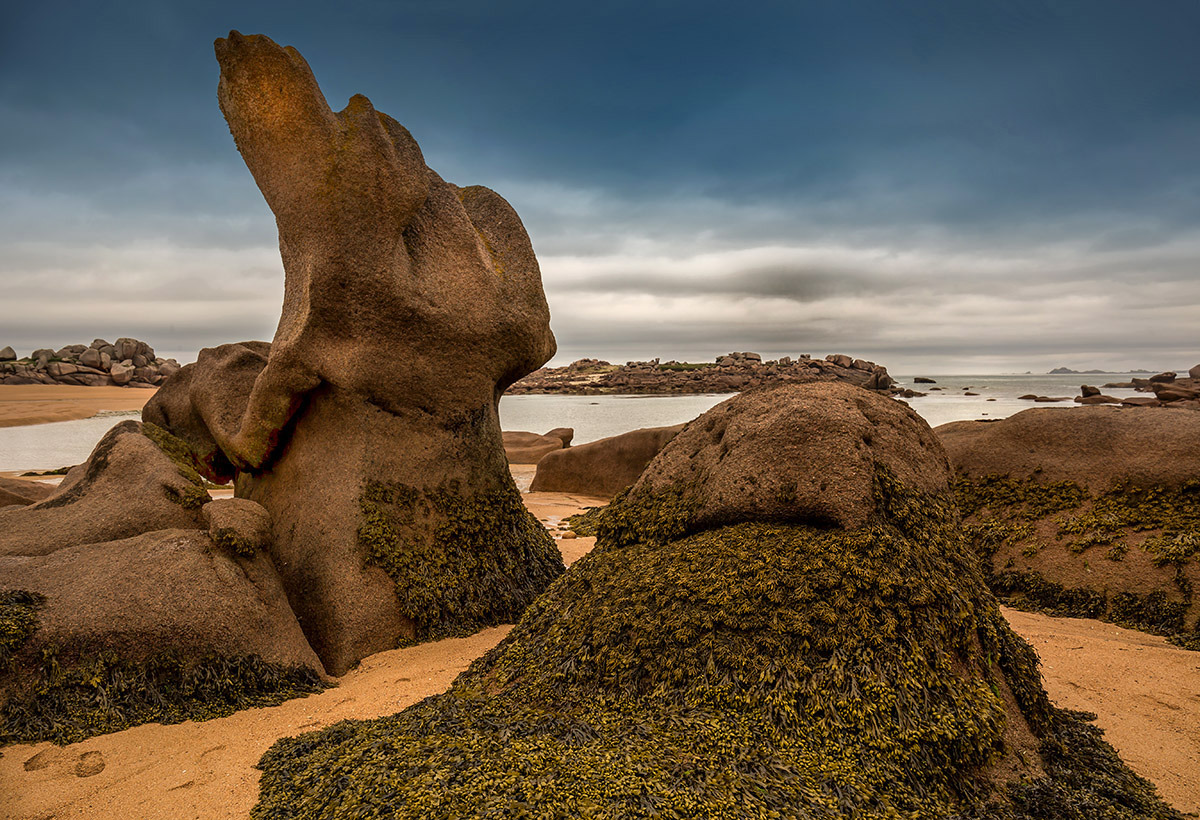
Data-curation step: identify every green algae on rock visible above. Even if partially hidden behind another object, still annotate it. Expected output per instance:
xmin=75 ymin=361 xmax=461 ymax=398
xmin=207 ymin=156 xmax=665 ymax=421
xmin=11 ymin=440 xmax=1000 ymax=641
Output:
xmin=253 ymin=476 xmax=1177 ymax=819
xmin=0 ymin=591 xmax=44 ymax=671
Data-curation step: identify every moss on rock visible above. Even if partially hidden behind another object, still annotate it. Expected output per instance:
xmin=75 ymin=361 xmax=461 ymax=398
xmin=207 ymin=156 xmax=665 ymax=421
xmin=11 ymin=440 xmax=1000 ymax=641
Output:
xmin=143 ymin=420 xmax=213 ymax=509
xmin=358 ymin=477 xmax=563 ymax=642
xmin=252 ymin=473 xmax=1177 ymax=818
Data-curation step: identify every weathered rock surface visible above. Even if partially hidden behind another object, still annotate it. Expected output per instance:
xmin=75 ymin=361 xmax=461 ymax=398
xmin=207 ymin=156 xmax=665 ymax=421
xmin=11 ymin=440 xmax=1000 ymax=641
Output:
xmin=143 ymin=32 xmax=564 ymax=676
xmin=626 ymin=382 xmax=949 ymax=531
xmin=0 ymin=337 xmax=180 ymax=387
xmin=506 ymin=350 xmax=897 ymax=395
xmin=529 ymin=424 xmax=685 ymax=498
xmin=0 ymin=477 xmax=55 ymax=508
xmin=938 ymin=407 xmax=1200 ymax=645
xmin=251 ymin=380 xmax=1173 ymax=819
xmin=502 ymin=430 xmax=567 ymax=464
xmin=937 ymin=406 xmax=1200 ymax=491
xmin=0 ymin=421 xmax=209 ymax=557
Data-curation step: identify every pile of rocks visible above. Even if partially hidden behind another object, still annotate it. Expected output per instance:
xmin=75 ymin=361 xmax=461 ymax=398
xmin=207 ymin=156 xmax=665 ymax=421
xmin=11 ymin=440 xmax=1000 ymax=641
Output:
xmin=506 ymin=351 xmax=897 ymax=395
xmin=0 ymin=338 xmax=181 ymax=387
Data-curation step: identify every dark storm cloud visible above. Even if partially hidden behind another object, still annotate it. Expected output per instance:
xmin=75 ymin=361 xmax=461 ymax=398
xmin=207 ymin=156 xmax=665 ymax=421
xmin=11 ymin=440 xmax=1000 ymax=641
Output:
xmin=1 ymin=0 xmax=1198 ymax=370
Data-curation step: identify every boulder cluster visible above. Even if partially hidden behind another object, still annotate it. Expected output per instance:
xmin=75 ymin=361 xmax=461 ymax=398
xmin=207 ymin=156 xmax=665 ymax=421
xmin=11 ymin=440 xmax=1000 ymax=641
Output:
xmin=506 ymin=351 xmax=897 ymax=395
xmin=253 ymin=382 xmax=1175 ymax=819
xmin=0 ymin=422 xmax=325 ymax=745
xmin=0 ymin=338 xmax=180 ymax=387
xmin=1014 ymin=365 xmax=1200 ymax=407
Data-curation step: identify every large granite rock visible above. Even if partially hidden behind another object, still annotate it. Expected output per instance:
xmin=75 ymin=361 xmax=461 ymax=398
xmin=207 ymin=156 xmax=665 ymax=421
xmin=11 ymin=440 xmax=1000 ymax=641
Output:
xmin=938 ymin=407 xmax=1200 ymax=645
xmin=529 ymin=424 xmax=684 ymax=498
xmin=144 ymin=32 xmax=563 ymax=675
xmin=252 ymin=381 xmax=1173 ymax=818
xmin=938 ymin=405 xmax=1200 ymax=491
xmin=0 ymin=421 xmax=209 ymax=557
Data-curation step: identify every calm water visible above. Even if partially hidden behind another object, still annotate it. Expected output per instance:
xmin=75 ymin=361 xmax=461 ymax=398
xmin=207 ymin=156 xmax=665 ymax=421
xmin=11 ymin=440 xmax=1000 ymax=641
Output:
xmin=0 ymin=374 xmax=1150 ymax=472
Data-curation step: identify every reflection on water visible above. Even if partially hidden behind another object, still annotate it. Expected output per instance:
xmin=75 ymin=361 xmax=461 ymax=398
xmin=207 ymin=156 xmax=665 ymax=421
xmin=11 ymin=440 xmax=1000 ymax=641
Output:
xmin=0 ymin=374 xmax=1151 ymax=473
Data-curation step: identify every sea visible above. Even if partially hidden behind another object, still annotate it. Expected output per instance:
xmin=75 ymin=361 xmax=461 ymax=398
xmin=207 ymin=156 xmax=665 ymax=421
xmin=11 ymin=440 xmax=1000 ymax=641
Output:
xmin=0 ymin=374 xmax=1150 ymax=473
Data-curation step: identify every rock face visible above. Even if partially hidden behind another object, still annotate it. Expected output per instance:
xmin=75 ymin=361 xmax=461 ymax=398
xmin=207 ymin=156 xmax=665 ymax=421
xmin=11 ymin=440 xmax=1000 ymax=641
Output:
xmin=143 ymin=341 xmax=271 ymax=483
xmin=624 ymin=382 xmax=950 ymax=532
xmin=502 ymin=430 xmax=567 ymax=464
xmin=0 ymin=421 xmax=209 ymax=557
xmin=144 ymin=32 xmax=563 ymax=676
xmin=253 ymin=381 xmax=1173 ymax=818
xmin=938 ymin=407 xmax=1200 ymax=646
xmin=0 ymin=337 xmax=180 ymax=387
xmin=529 ymin=424 xmax=685 ymax=498
xmin=507 ymin=351 xmax=896 ymax=395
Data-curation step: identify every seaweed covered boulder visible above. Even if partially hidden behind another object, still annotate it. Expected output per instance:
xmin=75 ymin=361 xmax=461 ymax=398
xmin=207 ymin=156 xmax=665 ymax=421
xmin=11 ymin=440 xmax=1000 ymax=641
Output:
xmin=253 ymin=383 xmax=1176 ymax=819
xmin=0 ymin=529 xmax=325 ymax=745
xmin=938 ymin=407 xmax=1200 ymax=648
xmin=529 ymin=423 xmax=685 ymax=498
xmin=138 ymin=33 xmax=564 ymax=676
xmin=0 ymin=421 xmax=209 ymax=557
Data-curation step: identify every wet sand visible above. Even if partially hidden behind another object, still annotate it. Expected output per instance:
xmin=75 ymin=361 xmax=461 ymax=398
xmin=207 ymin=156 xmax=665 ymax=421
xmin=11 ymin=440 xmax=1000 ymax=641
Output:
xmin=0 ymin=490 xmax=1194 ymax=817
xmin=0 ymin=385 xmax=156 ymax=428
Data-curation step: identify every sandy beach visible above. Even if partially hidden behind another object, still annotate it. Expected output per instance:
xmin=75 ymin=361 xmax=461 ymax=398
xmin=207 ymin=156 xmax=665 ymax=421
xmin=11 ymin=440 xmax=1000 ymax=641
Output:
xmin=0 ymin=385 xmax=157 ymax=429
xmin=0 ymin=486 xmax=1195 ymax=818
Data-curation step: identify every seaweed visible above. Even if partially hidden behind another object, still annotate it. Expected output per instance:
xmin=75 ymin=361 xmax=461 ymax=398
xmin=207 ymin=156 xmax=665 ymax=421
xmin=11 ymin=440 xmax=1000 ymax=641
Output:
xmin=252 ymin=472 xmax=1178 ymax=818
xmin=358 ymin=477 xmax=564 ymax=642
xmin=1 ymin=648 xmax=326 ymax=746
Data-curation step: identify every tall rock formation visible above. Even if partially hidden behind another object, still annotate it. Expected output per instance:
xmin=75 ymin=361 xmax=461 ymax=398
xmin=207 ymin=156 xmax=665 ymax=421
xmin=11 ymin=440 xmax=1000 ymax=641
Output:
xmin=145 ymin=32 xmax=563 ymax=674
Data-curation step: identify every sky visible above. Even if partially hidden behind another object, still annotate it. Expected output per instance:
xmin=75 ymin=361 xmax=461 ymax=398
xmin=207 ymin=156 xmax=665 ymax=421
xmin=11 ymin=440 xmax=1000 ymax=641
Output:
xmin=2 ymin=1 xmax=1198 ymax=374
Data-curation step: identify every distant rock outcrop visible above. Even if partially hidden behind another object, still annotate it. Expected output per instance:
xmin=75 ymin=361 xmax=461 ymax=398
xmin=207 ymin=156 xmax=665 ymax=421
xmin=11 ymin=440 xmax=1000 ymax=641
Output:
xmin=507 ymin=351 xmax=896 ymax=395
xmin=938 ymin=407 xmax=1200 ymax=647
xmin=0 ymin=338 xmax=180 ymax=387
xmin=529 ymin=424 xmax=685 ymax=498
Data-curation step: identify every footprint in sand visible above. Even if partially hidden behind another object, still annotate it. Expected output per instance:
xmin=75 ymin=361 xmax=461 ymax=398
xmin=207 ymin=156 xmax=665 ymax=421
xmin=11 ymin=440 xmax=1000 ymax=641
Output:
xmin=23 ymin=746 xmax=69 ymax=772
xmin=74 ymin=750 xmax=106 ymax=778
